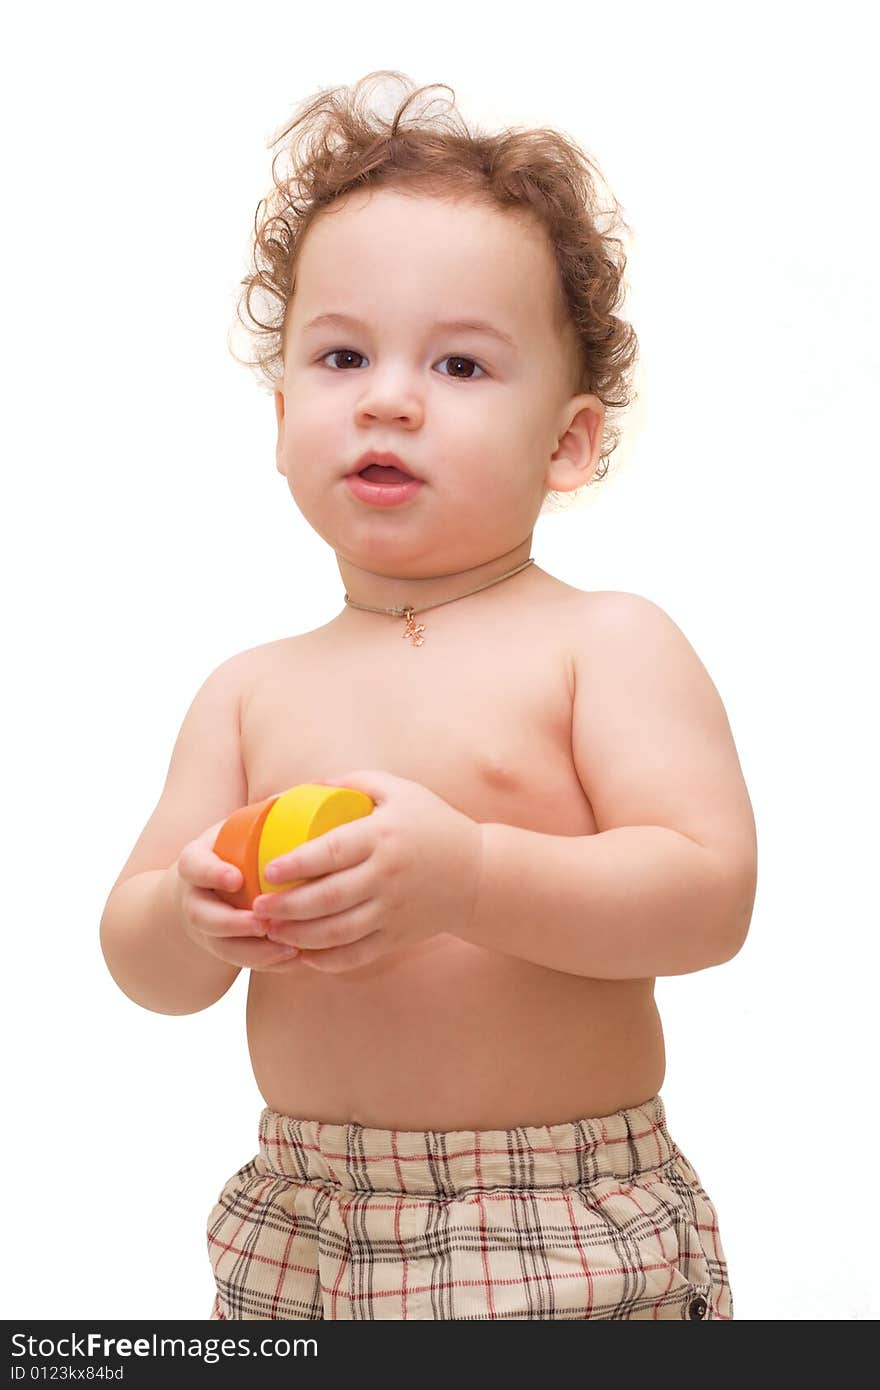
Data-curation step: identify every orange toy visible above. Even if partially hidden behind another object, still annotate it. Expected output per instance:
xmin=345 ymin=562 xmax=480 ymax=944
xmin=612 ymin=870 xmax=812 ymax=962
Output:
xmin=213 ymin=783 xmax=375 ymax=910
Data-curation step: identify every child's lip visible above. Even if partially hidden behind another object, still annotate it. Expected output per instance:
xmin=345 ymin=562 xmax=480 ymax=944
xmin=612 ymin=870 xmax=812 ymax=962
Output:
xmin=345 ymin=472 xmax=425 ymax=506
xmin=350 ymin=450 xmax=422 ymax=480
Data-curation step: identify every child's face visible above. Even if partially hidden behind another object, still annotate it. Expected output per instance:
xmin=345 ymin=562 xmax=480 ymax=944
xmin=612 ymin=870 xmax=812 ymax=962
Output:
xmin=274 ymin=188 xmax=603 ymax=576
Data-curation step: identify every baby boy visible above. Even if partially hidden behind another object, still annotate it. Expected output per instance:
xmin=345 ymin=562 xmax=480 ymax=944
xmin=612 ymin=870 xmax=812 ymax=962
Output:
xmin=100 ymin=72 xmax=756 ymax=1321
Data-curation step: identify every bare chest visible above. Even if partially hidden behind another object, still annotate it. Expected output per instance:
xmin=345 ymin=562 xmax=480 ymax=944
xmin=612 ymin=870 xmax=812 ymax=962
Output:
xmin=234 ymin=592 xmax=665 ymax=1127
xmin=239 ymin=609 xmax=598 ymax=838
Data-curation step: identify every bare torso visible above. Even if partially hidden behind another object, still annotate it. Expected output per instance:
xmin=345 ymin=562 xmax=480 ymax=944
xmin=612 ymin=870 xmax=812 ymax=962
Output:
xmin=239 ymin=569 xmax=665 ymax=1129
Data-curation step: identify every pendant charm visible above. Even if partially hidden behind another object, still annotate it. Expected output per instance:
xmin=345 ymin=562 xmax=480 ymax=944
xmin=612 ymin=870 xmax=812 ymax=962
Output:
xmin=401 ymin=607 xmax=426 ymax=647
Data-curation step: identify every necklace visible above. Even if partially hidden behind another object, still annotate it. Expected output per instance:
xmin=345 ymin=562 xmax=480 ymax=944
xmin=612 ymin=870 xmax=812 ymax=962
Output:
xmin=343 ymin=557 xmax=535 ymax=647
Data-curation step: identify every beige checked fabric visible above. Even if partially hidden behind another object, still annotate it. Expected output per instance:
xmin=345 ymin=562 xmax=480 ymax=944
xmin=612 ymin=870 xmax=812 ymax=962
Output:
xmin=207 ymin=1093 xmax=732 ymax=1320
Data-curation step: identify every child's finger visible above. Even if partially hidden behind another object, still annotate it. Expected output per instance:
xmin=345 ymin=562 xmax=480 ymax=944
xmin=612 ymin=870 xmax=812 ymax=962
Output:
xmin=205 ymin=935 xmax=301 ymax=969
xmin=178 ymin=842 xmax=241 ymax=891
xmin=187 ymin=888 xmax=265 ymax=938
xmin=212 ymin=857 xmax=242 ymax=890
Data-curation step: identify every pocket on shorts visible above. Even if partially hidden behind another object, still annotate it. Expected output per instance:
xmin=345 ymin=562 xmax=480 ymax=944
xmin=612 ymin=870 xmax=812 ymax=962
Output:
xmin=205 ymin=1158 xmax=265 ymax=1269
xmin=207 ymin=1156 xmax=265 ymax=1224
xmin=205 ymin=1154 xmax=274 ymax=1319
xmin=574 ymin=1171 xmax=716 ymax=1319
xmin=662 ymin=1147 xmax=733 ymax=1319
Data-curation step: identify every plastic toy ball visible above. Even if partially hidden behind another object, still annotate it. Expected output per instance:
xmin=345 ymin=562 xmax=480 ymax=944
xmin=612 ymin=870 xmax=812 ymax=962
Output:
xmin=212 ymin=783 xmax=375 ymax=910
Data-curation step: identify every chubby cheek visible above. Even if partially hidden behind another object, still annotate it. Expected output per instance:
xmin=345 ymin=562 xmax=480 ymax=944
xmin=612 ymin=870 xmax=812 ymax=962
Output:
xmin=464 ymin=441 xmax=542 ymax=516
xmin=284 ymin=463 xmax=339 ymax=534
xmin=281 ymin=417 xmax=344 ymax=497
xmin=281 ymin=389 xmax=343 ymax=467
xmin=434 ymin=472 xmax=526 ymax=552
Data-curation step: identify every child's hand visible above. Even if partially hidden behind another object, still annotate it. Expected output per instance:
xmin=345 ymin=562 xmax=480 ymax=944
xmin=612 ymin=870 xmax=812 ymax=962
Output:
xmin=171 ymin=820 xmax=302 ymax=971
xmin=250 ymin=770 xmax=484 ymax=974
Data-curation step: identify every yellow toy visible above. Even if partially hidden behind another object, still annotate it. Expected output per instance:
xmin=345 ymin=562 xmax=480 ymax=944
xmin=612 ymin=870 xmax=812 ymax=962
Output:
xmin=213 ymin=783 xmax=374 ymax=910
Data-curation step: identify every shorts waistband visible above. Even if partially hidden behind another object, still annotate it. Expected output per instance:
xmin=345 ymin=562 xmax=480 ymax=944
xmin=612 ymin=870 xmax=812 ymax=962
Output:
xmin=256 ymin=1095 xmax=677 ymax=1196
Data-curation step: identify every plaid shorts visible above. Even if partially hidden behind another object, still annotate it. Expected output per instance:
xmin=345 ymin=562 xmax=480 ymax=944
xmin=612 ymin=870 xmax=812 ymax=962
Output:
xmin=206 ymin=1093 xmax=732 ymax=1320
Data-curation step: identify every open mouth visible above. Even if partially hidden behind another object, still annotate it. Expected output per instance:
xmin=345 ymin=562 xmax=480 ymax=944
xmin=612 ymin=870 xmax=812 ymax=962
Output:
xmin=358 ymin=464 xmax=414 ymax=483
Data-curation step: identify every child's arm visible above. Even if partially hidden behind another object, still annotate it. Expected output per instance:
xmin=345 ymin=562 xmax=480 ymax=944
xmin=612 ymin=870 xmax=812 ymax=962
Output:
xmin=99 ymin=654 xmax=250 ymax=1014
xmin=464 ymin=594 xmax=757 ymax=978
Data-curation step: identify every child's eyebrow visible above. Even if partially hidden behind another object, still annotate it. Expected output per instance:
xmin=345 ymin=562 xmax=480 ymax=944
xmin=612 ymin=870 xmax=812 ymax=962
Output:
xmin=301 ymin=311 xmax=518 ymax=351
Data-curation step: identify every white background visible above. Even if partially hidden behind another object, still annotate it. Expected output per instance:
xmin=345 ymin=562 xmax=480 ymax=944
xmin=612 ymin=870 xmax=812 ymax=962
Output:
xmin=3 ymin=0 xmax=877 ymax=1321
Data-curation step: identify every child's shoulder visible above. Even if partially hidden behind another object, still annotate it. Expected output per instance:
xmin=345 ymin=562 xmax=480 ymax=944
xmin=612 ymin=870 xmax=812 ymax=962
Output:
xmin=566 ymin=586 xmax=708 ymax=685
xmin=567 ymin=586 xmax=756 ymax=919
xmin=567 ymin=585 xmax=668 ymax=613
xmin=215 ymin=626 xmax=336 ymax=716
xmin=219 ymin=626 xmax=322 ymax=680
xmin=563 ymin=585 xmax=685 ymax=637
xmin=535 ymin=581 xmax=702 ymax=689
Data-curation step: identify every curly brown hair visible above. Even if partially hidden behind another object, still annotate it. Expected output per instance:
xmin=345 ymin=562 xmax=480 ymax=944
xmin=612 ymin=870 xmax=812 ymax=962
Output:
xmin=229 ymin=71 xmax=640 ymax=506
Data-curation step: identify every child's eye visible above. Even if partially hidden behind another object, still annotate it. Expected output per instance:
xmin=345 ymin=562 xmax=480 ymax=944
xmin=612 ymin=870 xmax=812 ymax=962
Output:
xmin=318 ymin=349 xmax=486 ymax=381
xmin=436 ymin=355 xmax=486 ymax=381
xmin=319 ymin=348 xmax=365 ymax=370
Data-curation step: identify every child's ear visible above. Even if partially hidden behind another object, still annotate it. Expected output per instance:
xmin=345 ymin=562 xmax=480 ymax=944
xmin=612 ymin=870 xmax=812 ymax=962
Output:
xmin=545 ymin=394 xmax=605 ymax=493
